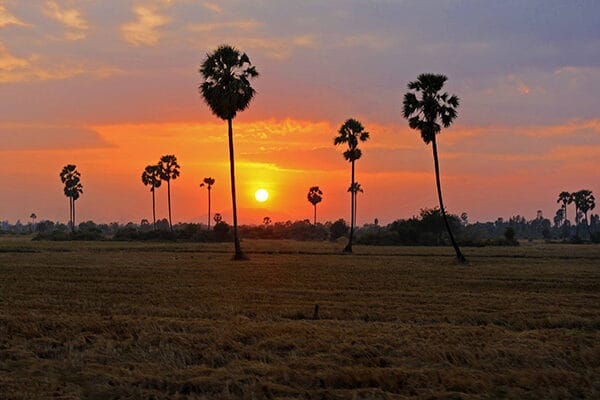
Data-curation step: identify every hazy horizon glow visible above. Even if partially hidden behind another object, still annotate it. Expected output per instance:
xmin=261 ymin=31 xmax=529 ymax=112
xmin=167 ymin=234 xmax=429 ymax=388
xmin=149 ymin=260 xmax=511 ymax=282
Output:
xmin=1 ymin=1 xmax=599 ymax=226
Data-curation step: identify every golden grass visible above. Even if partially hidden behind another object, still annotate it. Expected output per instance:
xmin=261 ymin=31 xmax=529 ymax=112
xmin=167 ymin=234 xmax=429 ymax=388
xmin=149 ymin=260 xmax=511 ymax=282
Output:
xmin=1 ymin=238 xmax=599 ymax=399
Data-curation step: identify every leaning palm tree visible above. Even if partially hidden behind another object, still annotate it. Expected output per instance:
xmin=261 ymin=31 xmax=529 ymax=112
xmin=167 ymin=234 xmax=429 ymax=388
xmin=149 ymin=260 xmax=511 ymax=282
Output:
xmin=199 ymin=44 xmax=259 ymax=260
xmin=158 ymin=155 xmax=180 ymax=231
xmin=200 ymin=177 xmax=216 ymax=229
xmin=402 ymin=73 xmax=466 ymax=263
xmin=334 ymin=118 xmax=369 ymax=253
xmin=141 ymin=164 xmax=162 ymax=230
xmin=59 ymin=164 xmax=83 ymax=233
xmin=307 ymin=186 xmax=323 ymax=225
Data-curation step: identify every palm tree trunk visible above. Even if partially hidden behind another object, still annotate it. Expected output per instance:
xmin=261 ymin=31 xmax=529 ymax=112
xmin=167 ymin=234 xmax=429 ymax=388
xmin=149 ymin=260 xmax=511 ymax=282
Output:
xmin=228 ymin=118 xmax=246 ymax=260
xmin=313 ymin=204 xmax=317 ymax=225
xmin=354 ymin=192 xmax=358 ymax=227
xmin=344 ymin=160 xmax=355 ymax=253
xmin=167 ymin=179 xmax=172 ymax=231
xmin=72 ymin=199 xmax=76 ymax=233
xmin=431 ymin=136 xmax=466 ymax=263
xmin=69 ymin=197 xmax=73 ymax=233
xmin=152 ymin=189 xmax=156 ymax=230
xmin=208 ymin=187 xmax=211 ymax=229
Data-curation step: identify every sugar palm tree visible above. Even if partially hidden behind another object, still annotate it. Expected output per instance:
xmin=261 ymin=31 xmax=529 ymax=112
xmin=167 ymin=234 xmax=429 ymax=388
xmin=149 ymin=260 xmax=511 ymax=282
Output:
xmin=557 ymin=191 xmax=571 ymax=226
xmin=158 ymin=155 xmax=180 ymax=231
xmin=573 ymin=189 xmax=595 ymax=236
xmin=30 ymin=213 xmax=37 ymax=233
xmin=200 ymin=177 xmax=216 ymax=229
xmin=348 ymin=182 xmax=363 ymax=226
xmin=402 ymin=73 xmax=466 ymax=263
xmin=59 ymin=164 xmax=83 ymax=233
xmin=307 ymin=186 xmax=323 ymax=225
xmin=141 ymin=164 xmax=162 ymax=230
xmin=199 ymin=44 xmax=259 ymax=260
xmin=334 ymin=118 xmax=369 ymax=253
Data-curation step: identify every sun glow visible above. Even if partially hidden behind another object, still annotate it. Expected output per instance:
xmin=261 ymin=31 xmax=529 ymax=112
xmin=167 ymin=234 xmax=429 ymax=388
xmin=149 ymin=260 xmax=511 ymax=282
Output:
xmin=255 ymin=188 xmax=269 ymax=203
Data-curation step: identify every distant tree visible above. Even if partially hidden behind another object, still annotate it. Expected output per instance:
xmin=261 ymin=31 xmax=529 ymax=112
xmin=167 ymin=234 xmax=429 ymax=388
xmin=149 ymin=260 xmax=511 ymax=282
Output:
xmin=213 ymin=213 xmax=223 ymax=225
xmin=200 ymin=177 xmax=216 ymax=229
xmin=334 ymin=118 xmax=370 ymax=253
xmin=307 ymin=186 xmax=323 ymax=225
xmin=553 ymin=208 xmax=564 ymax=228
xmin=141 ymin=164 xmax=162 ymax=230
xmin=158 ymin=155 xmax=180 ymax=231
xmin=504 ymin=227 xmax=516 ymax=242
xmin=330 ymin=219 xmax=349 ymax=241
xmin=573 ymin=189 xmax=595 ymax=236
xmin=348 ymin=182 xmax=363 ymax=227
xmin=402 ymin=73 xmax=466 ymax=263
xmin=557 ymin=191 xmax=571 ymax=226
xmin=30 ymin=213 xmax=37 ymax=232
xmin=199 ymin=44 xmax=259 ymax=260
xmin=59 ymin=164 xmax=83 ymax=233
xmin=263 ymin=216 xmax=272 ymax=226
xmin=460 ymin=212 xmax=468 ymax=226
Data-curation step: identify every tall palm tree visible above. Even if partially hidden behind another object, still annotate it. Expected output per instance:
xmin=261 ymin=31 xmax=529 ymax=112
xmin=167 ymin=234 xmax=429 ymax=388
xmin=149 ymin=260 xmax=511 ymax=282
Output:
xmin=30 ymin=213 xmax=37 ymax=233
xmin=402 ymin=73 xmax=466 ymax=263
xmin=200 ymin=177 xmax=216 ymax=229
xmin=158 ymin=155 xmax=180 ymax=231
xmin=348 ymin=182 xmax=363 ymax=226
xmin=307 ymin=186 xmax=323 ymax=225
xmin=141 ymin=164 xmax=162 ymax=230
xmin=334 ymin=118 xmax=369 ymax=253
xmin=573 ymin=189 xmax=595 ymax=236
xmin=59 ymin=164 xmax=83 ymax=233
xmin=557 ymin=191 xmax=571 ymax=226
xmin=199 ymin=44 xmax=259 ymax=260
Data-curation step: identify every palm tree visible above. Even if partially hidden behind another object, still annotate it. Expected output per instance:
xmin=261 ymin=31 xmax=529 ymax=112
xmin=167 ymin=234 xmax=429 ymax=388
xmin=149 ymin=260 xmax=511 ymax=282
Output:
xmin=557 ymin=191 xmax=571 ymax=226
xmin=59 ymin=164 xmax=83 ymax=233
xmin=307 ymin=186 xmax=323 ymax=225
xmin=573 ymin=189 xmax=595 ymax=236
xmin=348 ymin=182 xmax=364 ymax=227
xmin=141 ymin=164 xmax=162 ymax=230
xmin=200 ymin=177 xmax=216 ymax=229
xmin=30 ymin=213 xmax=37 ymax=233
xmin=334 ymin=118 xmax=370 ymax=253
xmin=158 ymin=155 xmax=180 ymax=231
xmin=402 ymin=73 xmax=466 ymax=263
xmin=199 ymin=44 xmax=259 ymax=260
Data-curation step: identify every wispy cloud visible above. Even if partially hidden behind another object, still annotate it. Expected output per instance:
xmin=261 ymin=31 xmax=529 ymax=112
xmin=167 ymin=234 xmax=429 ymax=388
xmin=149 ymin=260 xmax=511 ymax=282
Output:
xmin=188 ymin=20 xmax=260 ymax=33
xmin=44 ymin=1 xmax=89 ymax=40
xmin=202 ymin=2 xmax=222 ymax=13
xmin=121 ymin=5 xmax=169 ymax=46
xmin=0 ymin=42 xmax=118 ymax=83
xmin=0 ymin=4 xmax=27 ymax=28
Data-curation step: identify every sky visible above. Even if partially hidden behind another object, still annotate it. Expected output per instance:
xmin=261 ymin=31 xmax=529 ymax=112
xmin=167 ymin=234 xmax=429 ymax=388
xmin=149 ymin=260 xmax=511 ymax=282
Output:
xmin=1 ymin=0 xmax=599 ymax=226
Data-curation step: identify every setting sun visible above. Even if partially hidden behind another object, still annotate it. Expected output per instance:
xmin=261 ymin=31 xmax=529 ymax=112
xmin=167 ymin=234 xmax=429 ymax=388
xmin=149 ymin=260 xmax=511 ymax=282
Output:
xmin=255 ymin=189 xmax=269 ymax=203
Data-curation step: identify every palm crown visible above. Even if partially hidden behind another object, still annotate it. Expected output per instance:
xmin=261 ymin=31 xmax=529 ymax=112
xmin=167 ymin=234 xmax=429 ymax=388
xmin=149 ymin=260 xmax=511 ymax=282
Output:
xmin=60 ymin=164 xmax=83 ymax=199
xmin=307 ymin=186 xmax=323 ymax=206
xmin=402 ymin=73 xmax=460 ymax=144
xmin=141 ymin=165 xmax=162 ymax=192
xmin=334 ymin=118 xmax=370 ymax=161
xmin=159 ymin=155 xmax=180 ymax=181
xmin=199 ymin=45 xmax=259 ymax=121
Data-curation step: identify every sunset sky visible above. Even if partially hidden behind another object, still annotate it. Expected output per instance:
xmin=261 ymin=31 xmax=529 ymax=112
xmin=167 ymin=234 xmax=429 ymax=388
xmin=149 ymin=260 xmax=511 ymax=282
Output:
xmin=1 ymin=0 xmax=599 ymax=226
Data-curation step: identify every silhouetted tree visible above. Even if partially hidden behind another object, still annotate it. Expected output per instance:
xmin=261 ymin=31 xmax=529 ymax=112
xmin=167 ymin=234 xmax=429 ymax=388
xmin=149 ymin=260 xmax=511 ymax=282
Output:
xmin=557 ymin=191 xmax=571 ymax=227
xmin=200 ymin=177 xmax=215 ymax=229
xmin=334 ymin=118 xmax=370 ymax=253
xmin=348 ymin=182 xmax=363 ymax=227
xmin=199 ymin=44 xmax=259 ymax=260
xmin=158 ymin=155 xmax=180 ymax=231
xmin=573 ymin=189 xmax=595 ymax=236
xmin=213 ymin=213 xmax=223 ymax=224
xmin=59 ymin=164 xmax=83 ymax=233
xmin=402 ymin=73 xmax=466 ymax=263
xmin=263 ymin=216 xmax=272 ymax=226
xmin=141 ymin=164 xmax=162 ymax=230
xmin=307 ymin=186 xmax=323 ymax=225
xmin=30 ymin=213 xmax=37 ymax=232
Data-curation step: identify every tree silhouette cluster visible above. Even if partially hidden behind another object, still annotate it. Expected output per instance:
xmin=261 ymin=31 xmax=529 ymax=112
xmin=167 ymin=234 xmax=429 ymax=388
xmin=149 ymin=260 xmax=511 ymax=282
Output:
xmin=555 ymin=190 xmax=596 ymax=238
xmin=141 ymin=155 xmax=180 ymax=231
xmin=59 ymin=164 xmax=83 ymax=233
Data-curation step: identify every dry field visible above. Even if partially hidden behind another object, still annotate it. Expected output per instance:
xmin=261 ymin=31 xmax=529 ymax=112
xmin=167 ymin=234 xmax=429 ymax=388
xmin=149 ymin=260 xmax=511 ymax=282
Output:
xmin=1 ymin=237 xmax=599 ymax=399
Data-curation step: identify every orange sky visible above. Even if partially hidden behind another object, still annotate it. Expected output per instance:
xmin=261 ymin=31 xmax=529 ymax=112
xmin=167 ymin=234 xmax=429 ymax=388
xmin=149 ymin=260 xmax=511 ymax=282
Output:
xmin=1 ymin=1 xmax=599 ymax=225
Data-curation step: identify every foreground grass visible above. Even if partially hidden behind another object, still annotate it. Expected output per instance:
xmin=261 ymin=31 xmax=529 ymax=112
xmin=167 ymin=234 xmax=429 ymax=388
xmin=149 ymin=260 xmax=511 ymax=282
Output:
xmin=1 ymin=238 xmax=599 ymax=399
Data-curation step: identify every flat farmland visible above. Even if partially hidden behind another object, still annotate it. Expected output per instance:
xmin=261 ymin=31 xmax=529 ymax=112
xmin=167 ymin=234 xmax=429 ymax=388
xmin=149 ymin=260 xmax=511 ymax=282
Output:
xmin=1 ymin=238 xmax=599 ymax=399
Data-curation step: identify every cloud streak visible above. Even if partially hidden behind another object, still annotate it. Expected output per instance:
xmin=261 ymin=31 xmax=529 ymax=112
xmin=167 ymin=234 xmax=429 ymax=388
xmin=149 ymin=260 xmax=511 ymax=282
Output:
xmin=44 ymin=1 xmax=89 ymax=40
xmin=121 ymin=5 xmax=169 ymax=46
